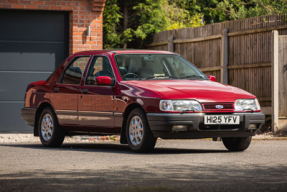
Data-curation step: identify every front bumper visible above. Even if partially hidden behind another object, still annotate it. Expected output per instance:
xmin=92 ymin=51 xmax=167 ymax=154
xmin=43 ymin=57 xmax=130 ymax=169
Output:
xmin=147 ymin=112 xmax=265 ymax=139
xmin=21 ymin=108 xmax=37 ymax=126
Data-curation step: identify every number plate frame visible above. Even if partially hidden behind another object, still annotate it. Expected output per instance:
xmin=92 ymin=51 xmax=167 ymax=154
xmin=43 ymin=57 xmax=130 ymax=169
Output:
xmin=204 ymin=115 xmax=240 ymax=125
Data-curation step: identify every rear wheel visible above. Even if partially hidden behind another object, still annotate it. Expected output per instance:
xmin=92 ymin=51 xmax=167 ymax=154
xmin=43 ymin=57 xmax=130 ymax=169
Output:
xmin=126 ymin=108 xmax=157 ymax=152
xmin=38 ymin=107 xmax=65 ymax=147
xmin=222 ymin=136 xmax=252 ymax=151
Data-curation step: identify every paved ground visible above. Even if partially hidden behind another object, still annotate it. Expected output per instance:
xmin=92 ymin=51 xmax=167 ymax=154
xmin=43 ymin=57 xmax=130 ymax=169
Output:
xmin=0 ymin=139 xmax=286 ymax=192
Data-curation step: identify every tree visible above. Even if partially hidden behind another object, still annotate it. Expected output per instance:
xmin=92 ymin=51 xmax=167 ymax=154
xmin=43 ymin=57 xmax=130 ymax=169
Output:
xmin=216 ymin=0 xmax=287 ymax=20
xmin=173 ymin=0 xmax=226 ymax=24
xmin=164 ymin=1 xmax=205 ymax=30
xmin=103 ymin=0 xmax=287 ymax=49
xmin=103 ymin=0 xmax=168 ymax=49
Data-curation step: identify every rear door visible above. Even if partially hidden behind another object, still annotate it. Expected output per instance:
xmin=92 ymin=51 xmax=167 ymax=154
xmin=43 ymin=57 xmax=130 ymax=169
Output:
xmin=78 ymin=55 xmax=115 ymax=130
xmin=50 ymin=56 xmax=91 ymax=128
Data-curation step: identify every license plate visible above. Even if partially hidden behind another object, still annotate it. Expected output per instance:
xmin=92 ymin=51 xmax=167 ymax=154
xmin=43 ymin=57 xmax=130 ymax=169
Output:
xmin=204 ymin=115 xmax=240 ymax=125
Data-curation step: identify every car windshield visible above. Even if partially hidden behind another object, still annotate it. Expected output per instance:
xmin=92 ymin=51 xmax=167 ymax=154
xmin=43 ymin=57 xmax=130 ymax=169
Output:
xmin=114 ymin=54 xmax=208 ymax=81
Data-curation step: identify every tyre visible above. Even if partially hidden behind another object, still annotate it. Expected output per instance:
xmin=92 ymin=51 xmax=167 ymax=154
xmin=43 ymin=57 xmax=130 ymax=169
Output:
xmin=222 ymin=136 xmax=252 ymax=151
xmin=126 ymin=108 xmax=157 ymax=152
xmin=38 ymin=107 xmax=65 ymax=147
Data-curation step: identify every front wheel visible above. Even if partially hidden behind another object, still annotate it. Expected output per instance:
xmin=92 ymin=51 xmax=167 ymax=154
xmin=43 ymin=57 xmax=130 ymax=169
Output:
xmin=38 ymin=107 xmax=65 ymax=147
xmin=222 ymin=136 xmax=252 ymax=151
xmin=126 ymin=108 xmax=157 ymax=152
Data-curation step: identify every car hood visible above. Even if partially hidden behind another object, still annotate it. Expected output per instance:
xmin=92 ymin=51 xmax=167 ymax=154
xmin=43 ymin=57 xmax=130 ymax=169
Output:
xmin=122 ymin=80 xmax=256 ymax=103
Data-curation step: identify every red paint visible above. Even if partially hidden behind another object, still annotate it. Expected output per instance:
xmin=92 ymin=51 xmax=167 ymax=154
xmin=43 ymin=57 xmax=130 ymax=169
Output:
xmin=96 ymin=76 xmax=112 ymax=85
xmin=28 ymin=80 xmax=47 ymax=86
xmin=122 ymin=80 xmax=256 ymax=103
xmin=78 ymin=84 xmax=115 ymax=129
xmin=208 ymin=75 xmax=216 ymax=82
xmin=26 ymin=80 xmax=46 ymax=92
xmin=23 ymin=50 xmax=261 ymax=133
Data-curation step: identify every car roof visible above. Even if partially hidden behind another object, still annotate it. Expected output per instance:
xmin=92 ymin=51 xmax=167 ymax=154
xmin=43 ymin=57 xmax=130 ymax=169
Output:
xmin=75 ymin=49 xmax=175 ymax=55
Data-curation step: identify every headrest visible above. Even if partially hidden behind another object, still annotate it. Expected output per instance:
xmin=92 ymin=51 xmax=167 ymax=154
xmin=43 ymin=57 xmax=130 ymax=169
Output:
xmin=69 ymin=66 xmax=82 ymax=74
xmin=65 ymin=66 xmax=82 ymax=78
xmin=119 ymin=67 xmax=128 ymax=75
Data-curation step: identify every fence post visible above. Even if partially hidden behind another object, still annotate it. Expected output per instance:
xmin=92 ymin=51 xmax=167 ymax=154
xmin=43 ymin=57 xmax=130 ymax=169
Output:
xmin=221 ymin=29 xmax=228 ymax=84
xmin=168 ymin=36 xmax=174 ymax=52
xmin=271 ymin=30 xmax=279 ymax=132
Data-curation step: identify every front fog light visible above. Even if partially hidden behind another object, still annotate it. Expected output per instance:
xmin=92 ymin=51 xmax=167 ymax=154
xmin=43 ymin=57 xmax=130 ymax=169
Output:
xmin=248 ymin=124 xmax=257 ymax=130
xmin=172 ymin=125 xmax=187 ymax=132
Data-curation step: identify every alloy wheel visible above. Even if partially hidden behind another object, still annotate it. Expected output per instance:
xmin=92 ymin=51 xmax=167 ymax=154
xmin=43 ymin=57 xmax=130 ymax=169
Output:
xmin=41 ymin=114 xmax=53 ymax=141
xmin=129 ymin=116 xmax=144 ymax=146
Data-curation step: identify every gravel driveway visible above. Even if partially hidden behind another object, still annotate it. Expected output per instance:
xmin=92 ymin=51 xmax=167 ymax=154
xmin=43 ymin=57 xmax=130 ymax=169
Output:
xmin=0 ymin=138 xmax=286 ymax=192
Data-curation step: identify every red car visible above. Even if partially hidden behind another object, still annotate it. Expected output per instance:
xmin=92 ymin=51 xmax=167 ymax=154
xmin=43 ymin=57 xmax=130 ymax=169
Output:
xmin=21 ymin=50 xmax=265 ymax=152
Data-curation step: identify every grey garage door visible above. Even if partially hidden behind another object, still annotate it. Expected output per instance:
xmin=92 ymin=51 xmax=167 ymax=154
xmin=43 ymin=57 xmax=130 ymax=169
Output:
xmin=0 ymin=10 xmax=69 ymax=133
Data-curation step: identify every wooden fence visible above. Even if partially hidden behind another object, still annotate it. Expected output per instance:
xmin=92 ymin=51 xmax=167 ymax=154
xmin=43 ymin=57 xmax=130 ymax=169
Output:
xmin=147 ymin=15 xmax=287 ymax=126
xmin=272 ymin=31 xmax=287 ymax=131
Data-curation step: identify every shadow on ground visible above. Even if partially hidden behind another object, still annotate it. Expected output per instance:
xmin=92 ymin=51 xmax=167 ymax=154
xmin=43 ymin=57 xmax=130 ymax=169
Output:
xmin=1 ymin=143 xmax=286 ymax=192
xmin=0 ymin=163 xmax=286 ymax=192
xmin=0 ymin=143 xmax=229 ymax=155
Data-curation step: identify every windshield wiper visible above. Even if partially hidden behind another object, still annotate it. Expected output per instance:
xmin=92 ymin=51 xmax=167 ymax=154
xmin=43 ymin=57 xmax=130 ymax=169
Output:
xmin=180 ymin=75 xmax=205 ymax=79
xmin=141 ymin=75 xmax=179 ymax=80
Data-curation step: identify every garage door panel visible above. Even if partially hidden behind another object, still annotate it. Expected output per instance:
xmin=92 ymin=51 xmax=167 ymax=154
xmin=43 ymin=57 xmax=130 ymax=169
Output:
xmin=0 ymin=102 xmax=32 ymax=132
xmin=0 ymin=72 xmax=51 ymax=101
xmin=0 ymin=10 xmax=69 ymax=133
xmin=0 ymin=10 xmax=69 ymax=42
xmin=0 ymin=42 xmax=67 ymax=71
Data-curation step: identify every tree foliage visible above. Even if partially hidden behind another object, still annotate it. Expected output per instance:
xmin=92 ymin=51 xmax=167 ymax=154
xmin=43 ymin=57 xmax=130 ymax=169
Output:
xmin=103 ymin=0 xmax=168 ymax=49
xmin=103 ymin=0 xmax=287 ymax=49
xmin=216 ymin=0 xmax=287 ymax=20
xmin=164 ymin=1 xmax=205 ymax=30
xmin=103 ymin=0 xmax=206 ymax=49
xmin=175 ymin=0 xmax=226 ymax=24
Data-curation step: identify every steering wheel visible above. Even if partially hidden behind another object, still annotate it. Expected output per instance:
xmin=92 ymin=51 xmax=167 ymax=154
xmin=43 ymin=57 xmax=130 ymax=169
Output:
xmin=123 ymin=73 xmax=139 ymax=79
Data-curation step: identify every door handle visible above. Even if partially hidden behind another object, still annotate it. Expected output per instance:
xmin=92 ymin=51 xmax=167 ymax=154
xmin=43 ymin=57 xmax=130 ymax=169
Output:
xmin=53 ymin=88 xmax=59 ymax=92
xmin=82 ymin=89 xmax=88 ymax=93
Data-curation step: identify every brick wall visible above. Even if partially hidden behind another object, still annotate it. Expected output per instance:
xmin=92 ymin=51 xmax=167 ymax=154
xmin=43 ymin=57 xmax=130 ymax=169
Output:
xmin=0 ymin=0 xmax=106 ymax=54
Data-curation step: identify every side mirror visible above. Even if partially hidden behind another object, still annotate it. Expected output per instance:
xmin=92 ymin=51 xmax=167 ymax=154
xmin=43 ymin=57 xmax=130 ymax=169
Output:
xmin=96 ymin=76 xmax=112 ymax=85
xmin=208 ymin=75 xmax=216 ymax=82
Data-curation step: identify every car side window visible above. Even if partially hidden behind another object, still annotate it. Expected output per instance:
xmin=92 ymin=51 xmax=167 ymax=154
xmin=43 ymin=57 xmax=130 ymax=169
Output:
xmin=60 ymin=56 xmax=90 ymax=85
xmin=86 ymin=56 xmax=115 ymax=85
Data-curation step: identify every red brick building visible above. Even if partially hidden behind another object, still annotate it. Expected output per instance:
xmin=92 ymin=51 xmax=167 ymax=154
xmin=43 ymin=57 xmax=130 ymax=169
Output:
xmin=0 ymin=0 xmax=105 ymax=54
xmin=0 ymin=0 xmax=106 ymax=132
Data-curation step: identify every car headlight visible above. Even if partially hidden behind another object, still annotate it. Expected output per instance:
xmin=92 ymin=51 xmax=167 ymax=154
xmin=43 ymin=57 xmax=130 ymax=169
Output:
xmin=160 ymin=100 xmax=202 ymax=112
xmin=235 ymin=99 xmax=260 ymax=111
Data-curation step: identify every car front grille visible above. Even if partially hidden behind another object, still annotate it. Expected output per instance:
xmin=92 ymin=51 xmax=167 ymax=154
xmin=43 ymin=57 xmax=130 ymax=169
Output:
xmin=203 ymin=103 xmax=234 ymax=110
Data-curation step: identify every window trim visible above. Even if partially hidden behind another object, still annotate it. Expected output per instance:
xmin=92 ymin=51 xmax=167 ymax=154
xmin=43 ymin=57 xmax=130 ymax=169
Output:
xmin=57 ymin=55 xmax=92 ymax=85
xmin=84 ymin=55 xmax=117 ymax=87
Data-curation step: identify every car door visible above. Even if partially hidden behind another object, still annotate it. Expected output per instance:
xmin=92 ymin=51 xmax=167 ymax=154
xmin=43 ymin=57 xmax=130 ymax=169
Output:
xmin=78 ymin=55 xmax=115 ymax=130
xmin=50 ymin=55 xmax=91 ymax=129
